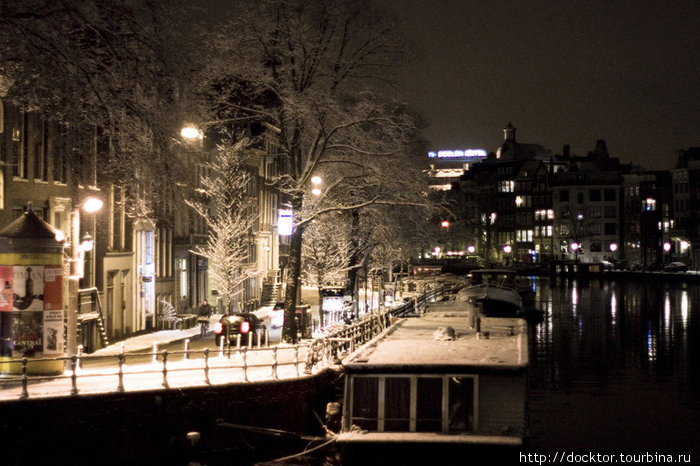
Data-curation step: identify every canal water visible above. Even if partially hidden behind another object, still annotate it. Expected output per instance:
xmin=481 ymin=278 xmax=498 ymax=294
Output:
xmin=527 ymin=276 xmax=700 ymax=457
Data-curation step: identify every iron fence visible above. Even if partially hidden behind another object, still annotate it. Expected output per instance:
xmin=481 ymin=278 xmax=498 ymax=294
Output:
xmin=0 ymin=284 xmax=451 ymax=400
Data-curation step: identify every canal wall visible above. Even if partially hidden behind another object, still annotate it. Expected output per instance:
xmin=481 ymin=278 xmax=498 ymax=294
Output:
xmin=0 ymin=369 xmax=341 ymax=466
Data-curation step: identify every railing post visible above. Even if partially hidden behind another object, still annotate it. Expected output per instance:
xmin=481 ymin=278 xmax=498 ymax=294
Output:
xmin=271 ymin=346 xmax=278 ymax=380
xmin=203 ymin=348 xmax=210 ymax=385
xmin=70 ymin=355 xmax=79 ymax=396
xmin=294 ymin=345 xmax=300 ymax=377
xmin=77 ymin=344 xmax=83 ymax=370
xmin=184 ymin=338 xmax=190 ymax=360
xmin=219 ymin=337 xmax=224 ymax=358
xmin=117 ymin=352 xmax=125 ymax=392
xmin=161 ymin=350 xmax=169 ymax=388
xmin=152 ymin=343 xmax=158 ymax=364
xmin=242 ymin=348 xmax=248 ymax=382
xmin=20 ymin=358 xmax=28 ymax=400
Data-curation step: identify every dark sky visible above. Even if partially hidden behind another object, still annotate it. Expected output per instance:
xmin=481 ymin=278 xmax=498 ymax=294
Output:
xmin=387 ymin=0 xmax=699 ymax=169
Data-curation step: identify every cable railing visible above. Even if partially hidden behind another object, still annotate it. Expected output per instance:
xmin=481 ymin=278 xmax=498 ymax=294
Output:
xmin=0 ymin=284 xmax=453 ymax=401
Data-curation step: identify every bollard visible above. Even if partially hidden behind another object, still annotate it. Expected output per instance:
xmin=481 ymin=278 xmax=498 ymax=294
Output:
xmin=153 ymin=343 xmax=158 ymax=364
xmin=219 ymin=337 xmax=224 ymax=358
xmin=184 ymin=339 xmax=190 ymax=360
xmin=476 ymin=317 xmax=481 ymax=334
xmin=117 ymin=352 xmax=125 ymax=392
xmin=203 ymin=348 xmax=210 ymax=385
xmin=264 ymin=328 xmax=269 ymax=347
xmin=70 ymin=355 xmax=79 ymax=396
xmin=20 ymin=358 xmax=28 ymax=400
xmin=77 ymin=345 xmax=83 ymax=370
xmin=161 ymin=350 xmax=169 ymax=388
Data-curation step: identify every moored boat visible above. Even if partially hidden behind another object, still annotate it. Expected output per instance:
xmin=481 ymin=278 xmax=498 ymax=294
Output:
xmin=461 ymin=268 xmax=523 ymax=316
xmin=336 ymin=303 xmax=529 ymax=463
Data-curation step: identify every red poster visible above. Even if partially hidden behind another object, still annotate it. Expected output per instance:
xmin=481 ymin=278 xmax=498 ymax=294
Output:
xmin=0 ymin=265 xmax=12 ymax=311
xmin=43 ymin=266 xmax=62 ymax=311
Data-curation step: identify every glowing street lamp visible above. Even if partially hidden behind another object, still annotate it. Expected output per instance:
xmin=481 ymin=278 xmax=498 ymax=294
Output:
xmin=609 ymin=243 xmax=618 ymax=252
xmin=310 ymin=175 xmax=322 ymax=196
xmin=663 ymin=242 xmax=671 ymax=252
xmin=441 ymin=220 xmax=450 ymax=228
xmin=180 ymin=126 xmax=203 ymax=140
xmin=467 ymin=245 xmax=475 ymax=254
xmin=66 ymin=196 xmax=103 ymax=365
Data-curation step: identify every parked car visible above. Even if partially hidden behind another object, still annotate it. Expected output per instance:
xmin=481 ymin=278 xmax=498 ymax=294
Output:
xmin=663 ymin=261 xmax=689 ymax=272
xmin=213 ymin=312 xmax=267 ymax=346
xmin=269 ymin=302 xmax=285 ymax=328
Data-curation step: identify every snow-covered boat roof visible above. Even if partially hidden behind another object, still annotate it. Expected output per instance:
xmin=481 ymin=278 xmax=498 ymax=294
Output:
xmin=342 ymin=305 xmax=528 ymax=371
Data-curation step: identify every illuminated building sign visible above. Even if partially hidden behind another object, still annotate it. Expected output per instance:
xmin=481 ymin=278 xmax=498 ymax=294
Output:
xmin=428 ymin=149 xmax=487 ymax=158
xmin=278 ymin=210 xmax=293 ymax=236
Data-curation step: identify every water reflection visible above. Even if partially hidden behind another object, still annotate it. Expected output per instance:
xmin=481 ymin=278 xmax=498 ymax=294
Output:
xmin=528 ymin=277 xmax=700 ymax=453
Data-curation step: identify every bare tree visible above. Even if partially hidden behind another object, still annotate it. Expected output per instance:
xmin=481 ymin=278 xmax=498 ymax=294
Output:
xmin=185 ymin=137 xmax=259 ymax=313
xmin=0 ymin=0 xmax=198 ymax=218
xmin=196 ymin=0 xmax=428 ymax=342
xmin=301 ymin=213 xmax=351 ymax=327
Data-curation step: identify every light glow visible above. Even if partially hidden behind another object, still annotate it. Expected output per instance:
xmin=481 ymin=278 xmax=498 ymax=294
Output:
xmin=181 ymin=126 xmax=203 ymax=140
xmin=428 ymin=149 xmax=487 ymax=158
xmin=82 ymin=197 xmax=103 ymax=213
xmin=278 ymin=210 xmax=293 ymax=236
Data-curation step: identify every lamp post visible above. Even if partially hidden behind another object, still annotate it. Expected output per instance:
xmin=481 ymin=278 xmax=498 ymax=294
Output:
xmin=503 ymin=244 xmax=512 ymax=266
xmin=66 ymin=197 xmax=103 ymax=366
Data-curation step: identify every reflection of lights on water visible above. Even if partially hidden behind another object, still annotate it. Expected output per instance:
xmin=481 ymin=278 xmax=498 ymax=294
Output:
xmin=571 ymin=283 xmax=578 ymax=316
xmin=647 ymin=329 xmax=657 ymax=362
xmin=663 ymin=292 xmax=671 ymax=337
xmin=681 ymin=290 xmax=689 ymax=327
xmin=610 ymin=292 xmax=617 ymax=326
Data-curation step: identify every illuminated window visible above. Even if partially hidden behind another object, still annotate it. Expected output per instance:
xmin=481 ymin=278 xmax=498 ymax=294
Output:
xmin=499 ymin=180 xmax=514 ymax=193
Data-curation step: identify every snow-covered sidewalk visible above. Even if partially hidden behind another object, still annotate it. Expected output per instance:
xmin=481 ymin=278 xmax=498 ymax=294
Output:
xmin=92 ymin=313 xmax=223 ymax=356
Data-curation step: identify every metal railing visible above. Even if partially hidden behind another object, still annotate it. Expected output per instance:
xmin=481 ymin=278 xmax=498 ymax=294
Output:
xmin=0 ymin=342 xmax=317 ymax=400
xmin=0 ymin=284 xmax=452 ymax=401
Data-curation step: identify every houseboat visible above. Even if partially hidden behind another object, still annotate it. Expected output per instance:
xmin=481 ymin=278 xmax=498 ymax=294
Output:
xmin=461 ymin=268 xmax=523 ymax=316
xmin=337 ymin=302 xmax=529 ymax=463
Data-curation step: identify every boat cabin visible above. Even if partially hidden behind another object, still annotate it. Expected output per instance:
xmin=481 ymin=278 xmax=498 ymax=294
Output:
xmin=337 ymin=304 xmax=528 ymax=458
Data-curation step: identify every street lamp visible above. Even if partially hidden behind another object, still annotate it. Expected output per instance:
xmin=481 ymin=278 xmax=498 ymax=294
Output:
xmin=311 ymin=175 xmax=322 ymax=196
xmin=180 ymin=126 xmax=203 ymax=140
xmin=503 ymin=244 xmax=512 ymax=266
xmin=571 ymin=242 xmax=580 ymax=263
xmin=66 ymin=196 xmax=103 ymax=365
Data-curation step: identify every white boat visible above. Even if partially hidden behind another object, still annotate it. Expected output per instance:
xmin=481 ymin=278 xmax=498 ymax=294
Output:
xmin=461 ymin=269 xmax=523 ymax=316
xmin=336 ymin=303 xmax=529 ymax=462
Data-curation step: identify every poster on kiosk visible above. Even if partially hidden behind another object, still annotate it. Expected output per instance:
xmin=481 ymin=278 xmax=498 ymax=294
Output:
xmin=1 ymin=265 xmax=63 ymax=358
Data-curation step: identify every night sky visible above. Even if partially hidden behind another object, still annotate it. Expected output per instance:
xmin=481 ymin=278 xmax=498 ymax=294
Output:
xmin=387 ymin=0 xmax=699 ymax=169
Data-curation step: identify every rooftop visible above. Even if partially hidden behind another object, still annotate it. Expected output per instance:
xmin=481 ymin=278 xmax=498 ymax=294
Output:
xmin=343 ymin=305 xmax=528 ymax=371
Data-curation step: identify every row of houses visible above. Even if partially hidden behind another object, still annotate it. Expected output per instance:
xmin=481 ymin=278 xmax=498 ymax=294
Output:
xmin=430 ymin=123 xmax=700 ymax=270
xmin=0 ymin=99 xmax=288 ymax=353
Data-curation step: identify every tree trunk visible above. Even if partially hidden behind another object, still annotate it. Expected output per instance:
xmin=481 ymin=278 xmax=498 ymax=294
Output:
xmin=282 ymin=193 xmax=304 ymax=343
xmin=317 ymin=287 xmax=324 ymax=328
xmin=346 ymin=209 xmax=360 ymax=318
